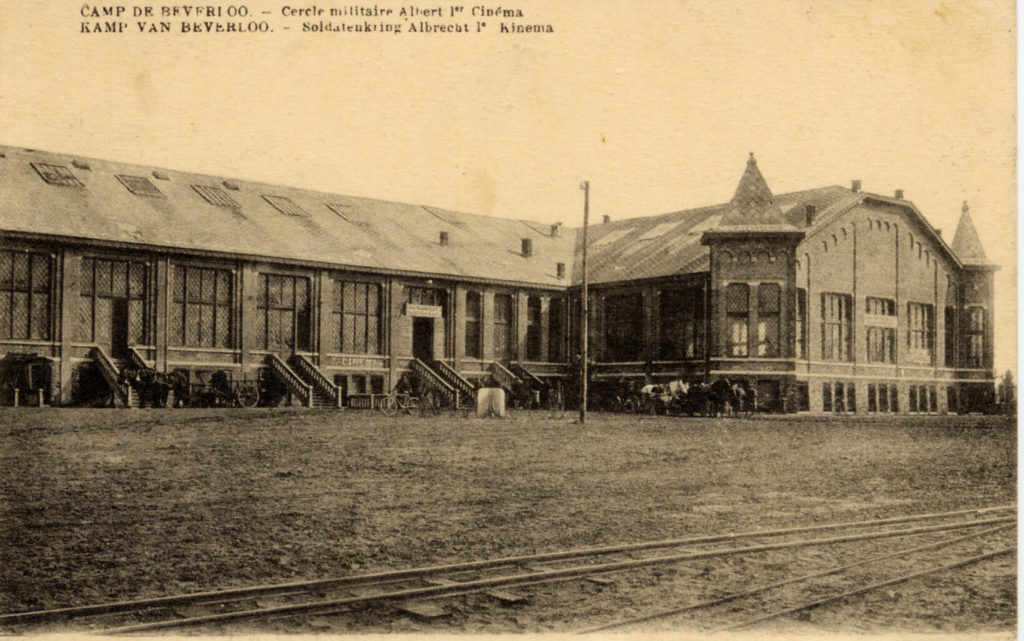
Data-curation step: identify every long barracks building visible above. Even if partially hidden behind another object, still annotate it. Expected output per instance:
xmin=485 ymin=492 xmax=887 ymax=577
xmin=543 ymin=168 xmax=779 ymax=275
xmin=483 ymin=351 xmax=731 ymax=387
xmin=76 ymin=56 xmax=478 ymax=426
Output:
xmin=0 ymin=146 xmax=997 ymax=413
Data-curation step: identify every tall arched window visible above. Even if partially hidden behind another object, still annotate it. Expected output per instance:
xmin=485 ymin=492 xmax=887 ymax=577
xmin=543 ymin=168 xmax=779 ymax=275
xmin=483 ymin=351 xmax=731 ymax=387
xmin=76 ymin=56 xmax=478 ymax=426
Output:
xmin=526 ymin=296 xmax=542 ymax=360
xmin=493 ymin=293 xmax=513 ymax=361
xmin=0 ymin=250 xmax=51 ymax=341
xmin=966 ymin=306 xmax=985 ymax=367
xmin=944 ymin=282 xmax=957 ymax=368
xmin=757 ymin=283 xmax=780 ymax=357
xmin=821 ymin=292 xmax=852 ymax=361
xmin=464 ymin=291 xmax=482 ymax=359
xmin=257 ymin=274 xmax=310 ymax=352
xmin=725 ymin=283 xmax=749 ymax=356
xmin=171 ymin=265 xmax=232 ymax=348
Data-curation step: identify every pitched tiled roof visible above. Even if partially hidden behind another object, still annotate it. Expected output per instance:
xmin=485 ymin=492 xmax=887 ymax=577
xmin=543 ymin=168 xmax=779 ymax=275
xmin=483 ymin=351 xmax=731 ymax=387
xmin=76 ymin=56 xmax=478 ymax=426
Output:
xmin=0 ymin=146 xmax=574 ymax=287
xmin=3 ymin=146 xmax=985 ymax=288
xmin=576 ymin=186 xmax=852 ymax=284
xmin=951 ymin=202 xmax=991 ymax=266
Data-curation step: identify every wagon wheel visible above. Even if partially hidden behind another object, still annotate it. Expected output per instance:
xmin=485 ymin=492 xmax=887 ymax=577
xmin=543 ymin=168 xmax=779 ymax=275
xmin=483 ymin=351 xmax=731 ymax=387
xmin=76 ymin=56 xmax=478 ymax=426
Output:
xmin=622 ymin=397 xmax=638 ymax=414
xmin=403 ymin=395 xmax=423 ymax=413
xmin=235 ymin=384 xmax=260 ymax=408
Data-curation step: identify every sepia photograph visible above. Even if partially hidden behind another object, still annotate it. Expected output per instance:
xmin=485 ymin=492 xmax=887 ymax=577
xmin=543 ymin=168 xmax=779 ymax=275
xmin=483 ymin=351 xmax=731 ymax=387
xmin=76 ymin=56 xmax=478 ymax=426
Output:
xmin=0 ymin=0 xmax=1017 ymax=637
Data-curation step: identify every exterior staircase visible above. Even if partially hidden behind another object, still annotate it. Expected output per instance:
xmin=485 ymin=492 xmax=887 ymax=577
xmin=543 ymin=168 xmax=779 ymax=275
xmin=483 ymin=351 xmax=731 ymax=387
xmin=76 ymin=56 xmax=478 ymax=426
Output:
xmin=88 ymin=346 xmax=135 ymax=408
xmin=489 ymin=361 xmax=523 ymax=394
xmin=509 ymin=362 xmax=548 ymax=392
xmin=126 ymin=346 xmax=151 ymax=371
xmin=289 ymin=354 xmax=343 ymax=408
xmin=265 ymin=354 xmax=314 ymax=408
xmin=490 ymin=361 xmax=533 ymax=408
xmin=431 ymin=360 xmax=475 ymax=408
xmin=410 ymin=358 xmax=458 ymax=408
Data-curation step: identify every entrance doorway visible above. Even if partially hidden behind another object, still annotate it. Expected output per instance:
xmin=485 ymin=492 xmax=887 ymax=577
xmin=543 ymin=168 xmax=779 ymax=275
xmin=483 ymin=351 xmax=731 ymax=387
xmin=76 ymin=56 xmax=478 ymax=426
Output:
xmin=110 ymin=298 xmax=130 ymax=359
xmin=412 ymin=317 xmax=434 ymax=361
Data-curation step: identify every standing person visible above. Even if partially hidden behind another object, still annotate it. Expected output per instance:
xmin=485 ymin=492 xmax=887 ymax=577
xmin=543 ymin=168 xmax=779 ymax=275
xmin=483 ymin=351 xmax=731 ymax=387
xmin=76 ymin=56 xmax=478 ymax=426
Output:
xmin=746 ymin=381 xmax=758 ymax=414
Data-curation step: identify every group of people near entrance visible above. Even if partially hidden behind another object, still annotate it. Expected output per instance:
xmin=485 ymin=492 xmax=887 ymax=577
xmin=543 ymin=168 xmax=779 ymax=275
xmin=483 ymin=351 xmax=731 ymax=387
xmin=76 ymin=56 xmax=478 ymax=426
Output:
xmin=607 ymin=376 xmax=758 ymax=417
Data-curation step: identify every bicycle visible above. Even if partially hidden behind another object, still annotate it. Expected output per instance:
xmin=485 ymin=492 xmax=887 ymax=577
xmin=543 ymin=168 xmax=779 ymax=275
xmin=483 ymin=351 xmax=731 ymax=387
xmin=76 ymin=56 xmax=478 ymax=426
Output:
xmin=381 ymin=392 xmax=420 ymax=416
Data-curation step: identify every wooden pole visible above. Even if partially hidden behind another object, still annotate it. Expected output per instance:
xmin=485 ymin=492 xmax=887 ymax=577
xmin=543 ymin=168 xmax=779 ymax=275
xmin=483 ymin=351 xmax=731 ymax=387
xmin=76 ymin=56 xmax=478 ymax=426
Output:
xmin=580 ymin=180 xmax=589 ymax=424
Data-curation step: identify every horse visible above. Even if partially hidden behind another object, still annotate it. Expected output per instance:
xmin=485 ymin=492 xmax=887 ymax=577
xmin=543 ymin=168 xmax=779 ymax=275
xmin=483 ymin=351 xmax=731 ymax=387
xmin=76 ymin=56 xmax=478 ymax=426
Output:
xmin=682 ymin=382 xmax=710 ymax=416
xmin=638 ymin=383 xmax=673 ymax=414
xmin=708 ymin=378 xmax=736 ymax=417
xmin=663 ymin=380 xmax=689 ymax=415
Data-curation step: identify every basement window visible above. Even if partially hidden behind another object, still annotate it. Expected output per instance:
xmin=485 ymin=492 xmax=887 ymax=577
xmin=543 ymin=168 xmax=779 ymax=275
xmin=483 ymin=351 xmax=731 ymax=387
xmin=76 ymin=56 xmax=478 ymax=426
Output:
xmin=116 ymin=174 xmax=165 ymax=198
xmin=192 ymin=184 xmax=240 ymax=208
xmin=263 ymin=195 xmax=308 ymax=216
xmin=31 ymin=162 xmax=83 ymax=187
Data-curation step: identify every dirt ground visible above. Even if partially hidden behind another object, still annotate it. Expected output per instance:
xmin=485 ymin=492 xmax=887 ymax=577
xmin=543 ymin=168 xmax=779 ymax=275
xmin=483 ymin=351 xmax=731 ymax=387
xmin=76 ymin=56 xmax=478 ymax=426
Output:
xmin=0 ymin=408 xmax=1016 ymax=635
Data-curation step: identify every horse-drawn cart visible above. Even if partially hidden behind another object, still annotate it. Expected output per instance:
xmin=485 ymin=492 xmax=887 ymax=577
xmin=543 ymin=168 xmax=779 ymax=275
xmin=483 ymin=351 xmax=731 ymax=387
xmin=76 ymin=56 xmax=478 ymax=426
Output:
xmin=170 ymin=370 xmax=261 ymax=408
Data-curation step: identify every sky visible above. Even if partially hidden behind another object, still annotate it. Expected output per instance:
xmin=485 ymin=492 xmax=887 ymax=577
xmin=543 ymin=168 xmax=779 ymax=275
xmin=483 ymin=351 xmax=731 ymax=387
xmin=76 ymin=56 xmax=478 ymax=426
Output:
xmin=0 ymin=0 xmax=1016 ymax=375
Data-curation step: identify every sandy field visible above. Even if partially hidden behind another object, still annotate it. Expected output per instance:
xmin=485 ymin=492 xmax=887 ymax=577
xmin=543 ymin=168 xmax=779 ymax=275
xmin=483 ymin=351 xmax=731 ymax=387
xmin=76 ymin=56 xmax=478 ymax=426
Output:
xmin=0 ymin=408 xmax=1015 ymax=635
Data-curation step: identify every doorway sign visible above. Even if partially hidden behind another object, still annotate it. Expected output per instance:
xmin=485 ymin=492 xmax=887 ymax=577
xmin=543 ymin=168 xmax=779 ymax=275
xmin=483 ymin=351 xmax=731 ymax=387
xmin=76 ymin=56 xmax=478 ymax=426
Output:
xmin=405 ymin=303 xmax=443 ymax=318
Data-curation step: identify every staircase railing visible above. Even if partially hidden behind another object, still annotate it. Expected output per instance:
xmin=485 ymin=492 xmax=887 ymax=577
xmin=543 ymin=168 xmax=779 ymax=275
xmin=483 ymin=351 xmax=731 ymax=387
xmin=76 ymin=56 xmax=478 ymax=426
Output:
xmin=126 ymin=346 xmax=150 ymax=371
xmin=410 ymin=358 xmax=457 ymax=407
xmin=510 ymin=362 xmax=548 ymax=390
xmin=289 ymin=354 xmax=342 ymax=408
xmin=89 ymin=346 xmax=130 ymax=408
xmin=489 ymin=361 xmax=522 ymax=392
xmin=432 ymin=360 xmax=474 ymax=405
xmin=266 ymin=354 xmax=313 ymax=408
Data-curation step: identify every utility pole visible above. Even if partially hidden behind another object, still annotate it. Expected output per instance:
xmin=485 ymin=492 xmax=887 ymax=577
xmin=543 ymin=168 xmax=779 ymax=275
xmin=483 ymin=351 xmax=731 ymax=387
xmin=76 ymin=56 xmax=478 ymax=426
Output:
xmin=579 ymin=180 xmax=589 ymax=424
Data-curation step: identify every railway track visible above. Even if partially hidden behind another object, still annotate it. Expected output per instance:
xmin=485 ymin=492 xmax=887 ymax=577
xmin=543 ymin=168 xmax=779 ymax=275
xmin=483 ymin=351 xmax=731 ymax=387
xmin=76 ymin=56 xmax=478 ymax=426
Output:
xmin=1 ymin=505 xmax=1014 ymax=635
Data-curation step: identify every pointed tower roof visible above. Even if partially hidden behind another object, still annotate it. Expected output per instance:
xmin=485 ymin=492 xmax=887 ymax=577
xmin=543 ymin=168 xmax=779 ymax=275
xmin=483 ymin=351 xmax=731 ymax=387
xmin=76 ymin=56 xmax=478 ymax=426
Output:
xmin=717 ymin=153 xmax=792 ymax=229
xmin=951 ymin=201 xmax=991 ymax=266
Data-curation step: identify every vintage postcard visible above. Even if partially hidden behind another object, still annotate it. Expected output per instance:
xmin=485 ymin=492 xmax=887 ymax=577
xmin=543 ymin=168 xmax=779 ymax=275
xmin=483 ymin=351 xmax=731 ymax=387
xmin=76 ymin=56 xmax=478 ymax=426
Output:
xmin=0 ymin=0 xmax=1016 ymax=638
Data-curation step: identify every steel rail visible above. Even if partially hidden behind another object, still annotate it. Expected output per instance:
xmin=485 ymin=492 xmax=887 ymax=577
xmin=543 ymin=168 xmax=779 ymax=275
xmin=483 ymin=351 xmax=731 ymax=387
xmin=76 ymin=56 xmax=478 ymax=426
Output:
xmin=711 ymin=544 xmax=1017 ymax=633
xmin=1 ymin=504 xmax=1011 ymax=627
xmin=94 ymin=515 xmax=1015 ymax=634
xmin=576 ymin=522 xmax=1015 ymax=633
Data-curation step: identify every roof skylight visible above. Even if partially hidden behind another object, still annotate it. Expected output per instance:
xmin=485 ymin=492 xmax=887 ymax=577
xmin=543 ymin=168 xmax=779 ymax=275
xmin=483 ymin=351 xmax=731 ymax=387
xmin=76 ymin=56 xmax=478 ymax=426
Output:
xmin=263 ymin=195 xmax=307 ymax=216
xmin=592 ymin=228 xmax=633 ymax=248
xmin=31 ymin=162 xmax=83 ymax=187
xmin=116 ymin=174 xmax=165 ymax=198
xmin=423 ymin=205 xmax=466 ymax=227
xmin=192 ymin=184 xmax=240 ymax=208
xmin=638 ymin=221 xmax=685 ymax=241
xmin=327 ymin=203 xmax=367 ymax=225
